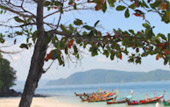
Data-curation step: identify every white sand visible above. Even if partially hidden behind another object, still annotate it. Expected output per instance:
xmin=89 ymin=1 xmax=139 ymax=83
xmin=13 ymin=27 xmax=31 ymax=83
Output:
xmin=0 ymin=97 xmax=82 ymax=107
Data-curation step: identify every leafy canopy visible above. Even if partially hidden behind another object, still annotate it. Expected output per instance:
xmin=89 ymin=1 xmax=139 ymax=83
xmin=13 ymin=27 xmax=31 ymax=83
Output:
xmin=0 ymin=0 xmax=170 ymax=66
xmin=0 ymin=54 xmax=16 ymax=90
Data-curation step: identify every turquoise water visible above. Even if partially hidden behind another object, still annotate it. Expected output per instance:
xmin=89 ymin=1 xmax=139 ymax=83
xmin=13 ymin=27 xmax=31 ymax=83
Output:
xmin=34 ymin=81 xmax=170 ymax=107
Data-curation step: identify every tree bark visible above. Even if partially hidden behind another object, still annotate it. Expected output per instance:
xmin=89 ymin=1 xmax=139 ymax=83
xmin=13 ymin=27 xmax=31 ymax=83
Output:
xmin=19 ymin=0 xmax=47 ymax=107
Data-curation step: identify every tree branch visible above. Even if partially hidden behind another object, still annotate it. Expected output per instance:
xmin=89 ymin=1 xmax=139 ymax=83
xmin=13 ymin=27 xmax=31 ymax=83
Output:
xmin=0 ymin=23 xmax=36 ymax=28
xmin=44 ymin=1 xmax=94 ymax=19
xmin=0 ymin=4 xmax=36 ymax=18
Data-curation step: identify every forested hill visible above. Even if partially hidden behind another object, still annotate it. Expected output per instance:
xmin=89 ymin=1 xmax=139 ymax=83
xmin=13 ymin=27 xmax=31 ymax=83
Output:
xmin=46 ymin=69 xmax=170 ymax=86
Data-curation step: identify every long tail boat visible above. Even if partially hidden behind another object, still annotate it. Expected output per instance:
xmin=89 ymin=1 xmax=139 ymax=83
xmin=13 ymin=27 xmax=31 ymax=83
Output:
xmin=164 ymin=100 xmax=170 ymax=106
xmin=106 ymin=91 xmax=133 ymax=104
xmin=127 ymin=91 xmax=165 ymax=105
xmin=86 ymin=89 xmax=120 ymax=102
xmin=87 ymin=90 xmax=118 ymax=102
xmin=79 ymin=91 xmax=115 ymax=102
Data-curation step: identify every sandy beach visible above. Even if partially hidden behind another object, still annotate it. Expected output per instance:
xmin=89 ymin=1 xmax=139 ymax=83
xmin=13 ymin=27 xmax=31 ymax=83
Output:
xmin=0 ymin=97 xmax=82 ymax=107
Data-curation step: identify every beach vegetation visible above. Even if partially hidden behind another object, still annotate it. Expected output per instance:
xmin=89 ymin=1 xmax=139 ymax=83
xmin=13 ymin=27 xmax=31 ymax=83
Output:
xmin=0 ymin=54 xmax=16 ymax=90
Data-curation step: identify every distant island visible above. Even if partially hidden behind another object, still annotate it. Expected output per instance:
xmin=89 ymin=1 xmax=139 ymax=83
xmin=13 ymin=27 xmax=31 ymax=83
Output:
xmin=46 ymin=69 xmax=170 ymax=86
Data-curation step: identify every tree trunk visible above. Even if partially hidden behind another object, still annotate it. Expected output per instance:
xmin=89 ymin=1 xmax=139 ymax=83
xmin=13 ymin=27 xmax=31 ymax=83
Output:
xmin=19 ymin=0 xmax=47 ymax=107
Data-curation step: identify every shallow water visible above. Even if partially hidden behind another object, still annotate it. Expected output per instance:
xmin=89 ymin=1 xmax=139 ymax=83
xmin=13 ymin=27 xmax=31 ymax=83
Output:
xmin=32 ymin=81 xmax=170 ymax=107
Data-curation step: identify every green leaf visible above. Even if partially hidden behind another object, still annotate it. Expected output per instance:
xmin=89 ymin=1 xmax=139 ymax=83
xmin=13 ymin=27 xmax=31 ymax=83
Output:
xmin=89 ymin=47 xmax=98 ymax=56
xmin=20 ymin=44 xmax=28 ymax=49
xmin=135 ymin=56 xmax=141 ymax=64
xmin=142 ymin=0 xmax=149 ymax=8
xmin=157 ymin=33 xmax=167 ymax=41
xmin=94 ymin=20 xmax=100 ymax=27
xmin=15 ymin=31 xmax=23 ymax=35
xmin=142 ymin=23 xmax=150 ymax=28
xmin=115 ymin=52 xmax=120 ymax=58
xmin=65 ymin=48 xmax=68 ymax=55
xmin=76 ymin=54 xmax=80 ymax=59
xmin=58 ymin=56 xmax=65 ymax=66
xmin=54 ymin=1 xmax=62 ymax=6
xmin=102 ymin=2 xmax=107 ymax=13
xmin=164 ymin=59 xmax=168 ymax=65
xmin=150 ymin=3 xmax=155 ymax=9
xmin=59 ymin=7 xmax=63 ymax=13
xmin=110 ymin=51 xmax=115 ymax=60
xmin=69 ymin=24 xmax=74 ymax=31
xmin=0 ymin=38 xmax=5 ymax=43
xmin=54 ymin=41 xmax=62 ymax=49
xmin=168 ymin=33 xmax=170 ymax=41
xmin=162 ymin=11 xmax=170 ymax=24
xmin=44 ymin=1 xmax=51 ymax=6
xmin=14 ymin=16 xmax=24 ymax=23
xmin=51 ymin=49 xmax=61 ymax=60
xmin=83 ymin=25 xmax=93 ymax=30
xmin=116 ymin=5 xmax=126 ymax=11
xmin=73 ymin=45 xmax=78 ymax=55
xmin=73 ymin=3 xmax=77 ymax=9
xmin=129 ymin=3 xmax=135 ymax=9
xmin=103 ymin=50 xmax=109 ymax=57
xmin=129 ymin=29 xmax=135 ymax=34
xmin=107 ymin=0 xmax=116 ymax=7
xmin=125 ymin=8 xmax=130 ymax=18
xmin=60 ymin=24 xmax=67 ymax=32
xmin=60 ymin=41 xmax=67 ymax=49
xmin=47 ymin=7 xmax=51 ymax=11
xmin=74 ymin=19 xmax=83 ymax=26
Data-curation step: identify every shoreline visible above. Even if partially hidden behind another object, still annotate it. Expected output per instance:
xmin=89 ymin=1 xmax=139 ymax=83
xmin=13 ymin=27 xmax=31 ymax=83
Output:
xmin=0 ymin=97 xmax=82 ymax=107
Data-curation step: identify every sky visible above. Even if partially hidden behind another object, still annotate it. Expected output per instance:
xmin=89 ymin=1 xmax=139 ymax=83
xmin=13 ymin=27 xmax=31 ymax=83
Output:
xmin=1 ymin=1 xmax=170 ymax=81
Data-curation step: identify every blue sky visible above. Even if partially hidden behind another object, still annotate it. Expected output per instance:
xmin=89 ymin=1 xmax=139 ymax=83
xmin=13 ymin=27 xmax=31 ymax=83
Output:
xmin=1 ymin=2 xmax=170 ymax=81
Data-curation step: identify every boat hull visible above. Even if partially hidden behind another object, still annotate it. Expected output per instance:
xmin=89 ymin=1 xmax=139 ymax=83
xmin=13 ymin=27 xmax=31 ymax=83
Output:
xmin=107 ymin=100 xmax=127 ymax=104
xmin=127 ymin=95 xmax=164 ymax=105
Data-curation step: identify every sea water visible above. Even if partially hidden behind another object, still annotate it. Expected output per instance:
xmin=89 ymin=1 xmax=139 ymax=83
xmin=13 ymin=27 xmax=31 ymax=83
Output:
xmin=32 ymin=81 xmax=170 ymax=107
